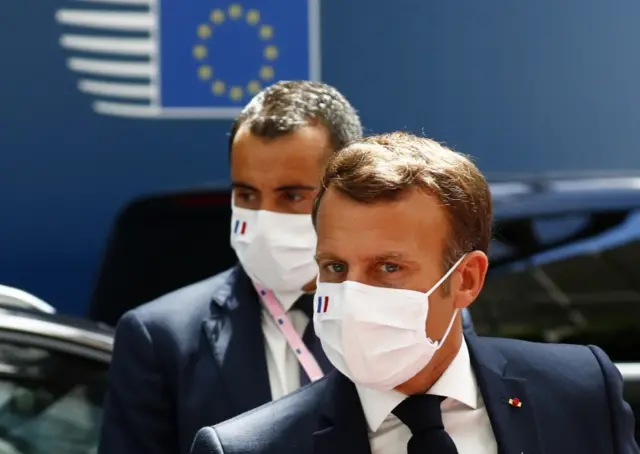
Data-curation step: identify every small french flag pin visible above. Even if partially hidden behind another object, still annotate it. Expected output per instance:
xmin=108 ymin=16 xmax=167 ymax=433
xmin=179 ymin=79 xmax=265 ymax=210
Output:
xmin=316 ymin=296 xmax=329 ymax=313
xmin=234 ymin=220 xmax=247 ymax=235
xmin=508 ymin=397 xmax=522 ymax=408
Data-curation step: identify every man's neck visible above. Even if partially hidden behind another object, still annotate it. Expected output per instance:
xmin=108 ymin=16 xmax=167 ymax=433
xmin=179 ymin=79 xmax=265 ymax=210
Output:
xmin=394 ymin=329 xmax=463 ymax=395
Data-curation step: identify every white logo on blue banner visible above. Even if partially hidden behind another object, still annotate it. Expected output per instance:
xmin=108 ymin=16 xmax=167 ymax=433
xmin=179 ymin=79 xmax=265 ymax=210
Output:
xmin=55 ymin=0 xmax=321 ymax=119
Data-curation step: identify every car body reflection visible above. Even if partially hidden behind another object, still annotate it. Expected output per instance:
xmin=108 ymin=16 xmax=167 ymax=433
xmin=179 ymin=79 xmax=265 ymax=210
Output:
xmin=0 ymin=302 xmax=112 ymax=454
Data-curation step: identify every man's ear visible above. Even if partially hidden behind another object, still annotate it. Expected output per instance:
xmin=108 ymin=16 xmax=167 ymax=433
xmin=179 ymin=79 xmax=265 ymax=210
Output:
xmin=453 ymin=251 xmax=488 ymax=309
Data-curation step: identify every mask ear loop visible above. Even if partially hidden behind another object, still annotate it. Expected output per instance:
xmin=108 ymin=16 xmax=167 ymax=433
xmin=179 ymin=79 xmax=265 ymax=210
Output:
xmin=424 ymin=254 xmax=467 ymax=348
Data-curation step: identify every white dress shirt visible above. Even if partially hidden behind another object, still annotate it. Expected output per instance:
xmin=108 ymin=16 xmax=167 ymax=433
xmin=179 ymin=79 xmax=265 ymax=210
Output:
xmin=261 ymin=290 xmax=310 ymax=400
xmin=357 ymin=339 xmax=497 ymax=454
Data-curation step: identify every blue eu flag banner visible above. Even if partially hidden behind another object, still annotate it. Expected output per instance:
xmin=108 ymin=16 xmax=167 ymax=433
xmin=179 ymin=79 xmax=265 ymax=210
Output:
xmin=159 ymin=0 xmax=320 ymax=117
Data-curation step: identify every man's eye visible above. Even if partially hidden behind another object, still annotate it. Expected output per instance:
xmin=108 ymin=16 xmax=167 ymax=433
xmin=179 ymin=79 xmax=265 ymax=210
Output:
xmin=285 ymin=192 xmax=303 ymax=202
xmin=235 ymin=192 xmax=255 ymax=201
xmin=379 ymin=263 xmax=400 ymax=273
xmin=326 ymin=263 xmax=346 ymax=273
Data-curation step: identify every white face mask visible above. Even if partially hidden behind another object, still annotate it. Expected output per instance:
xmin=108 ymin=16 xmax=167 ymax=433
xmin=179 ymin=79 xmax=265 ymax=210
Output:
xmin=230 ymin=204 xmax=319 ymax=293
xmin=313 ymin=255 xmax=466 ymax=390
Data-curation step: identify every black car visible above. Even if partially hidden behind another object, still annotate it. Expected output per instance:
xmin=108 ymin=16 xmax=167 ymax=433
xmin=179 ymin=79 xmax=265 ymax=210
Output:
xmin=474 ymin=172 xmax=640 ymax=359
xmin=87 ymin=172 xmax=640 ymax=440
xmin=0 ymin=286 xmax=112 ymax=454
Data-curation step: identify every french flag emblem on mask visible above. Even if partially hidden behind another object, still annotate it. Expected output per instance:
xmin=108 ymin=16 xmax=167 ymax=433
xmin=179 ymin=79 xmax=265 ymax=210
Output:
xmin=233 ymin=220 xmax=247 ymax=235
xmin=316 ymin=295 xmax=329 ymax=313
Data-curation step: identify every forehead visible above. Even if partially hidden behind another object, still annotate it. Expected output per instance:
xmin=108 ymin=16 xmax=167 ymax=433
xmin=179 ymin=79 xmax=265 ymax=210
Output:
xmin=230 ymin=124 xmax=331 ymax=182
xmin=315 ymin=187 xmax=450 ymax=259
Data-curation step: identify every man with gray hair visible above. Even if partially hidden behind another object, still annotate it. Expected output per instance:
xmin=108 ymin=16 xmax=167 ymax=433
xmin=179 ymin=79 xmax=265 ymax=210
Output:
xmin=99 ymin=81 xmax=363 ymax=454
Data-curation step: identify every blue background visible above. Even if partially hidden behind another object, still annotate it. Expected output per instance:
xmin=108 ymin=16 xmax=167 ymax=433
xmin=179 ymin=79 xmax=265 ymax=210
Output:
xmin=1 ymin=0 xmax=640 ymax=315
xmin=160 ymin=0 xmax=311 ymax=108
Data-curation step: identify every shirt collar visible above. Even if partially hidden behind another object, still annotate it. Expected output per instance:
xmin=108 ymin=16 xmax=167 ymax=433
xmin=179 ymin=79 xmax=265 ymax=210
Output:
xmin=355 ymin=338 xmax=479 ymax=432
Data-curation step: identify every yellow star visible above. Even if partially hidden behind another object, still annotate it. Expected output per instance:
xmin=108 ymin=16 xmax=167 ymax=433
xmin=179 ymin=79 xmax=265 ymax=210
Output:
xmin=247 ymin=80 xmax=261 ymax=95
xmin=193 ymin=44 xmax=207 ymax=60
xmin=211 ymin=80 xmax=226 ymax=96
xmin=197 ymin=24 xmax=212 ymax=39
xmin=228 ymin=4 xmax=242 ymax=19
xmin=260 ymin=65 xmax=274 ymax=81
xmin=259 ymin=25 xmax=273 ymax=40
xmin=229 ymin=86 xmax=244 ymax=101
xmin=246 ymin=9 xmax=260 ymax=25
xmin=210 ymin=9 xmax=224 ymax=24
xmin=264 ymin=45 xmax=278 ymax=60
xmin=198 ymin=65 xmax=213 ymax=80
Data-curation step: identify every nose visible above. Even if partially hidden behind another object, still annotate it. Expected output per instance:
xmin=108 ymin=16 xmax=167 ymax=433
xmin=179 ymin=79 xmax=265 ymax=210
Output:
xmin=256 ymin=194 xmax=279 ymax=212
xmin=344 ymin=267 xmax=369 ymax=285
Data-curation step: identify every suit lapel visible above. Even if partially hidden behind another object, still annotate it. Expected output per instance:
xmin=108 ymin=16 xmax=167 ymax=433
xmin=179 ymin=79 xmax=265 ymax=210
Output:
xmin=201 ymin=266 xmax=272 ymax=416
xmin=313 ymin=371 xmax=371 ymax=454
xmin=466 ymin=335 xmax=544 ymax=454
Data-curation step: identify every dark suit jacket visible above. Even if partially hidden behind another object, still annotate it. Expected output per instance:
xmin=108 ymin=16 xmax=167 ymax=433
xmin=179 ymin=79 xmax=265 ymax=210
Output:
xmin=191 ymin=335 xmax=639 ymax=454
xmin=98 ymin=266 xmax=282 ymax=454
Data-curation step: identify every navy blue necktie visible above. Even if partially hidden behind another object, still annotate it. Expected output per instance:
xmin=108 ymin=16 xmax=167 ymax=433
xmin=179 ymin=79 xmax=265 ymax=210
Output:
xmin=393 ymin=395 xmax=459 ymax=454
xmin=294 ymin=295 xmax=331 ymax=386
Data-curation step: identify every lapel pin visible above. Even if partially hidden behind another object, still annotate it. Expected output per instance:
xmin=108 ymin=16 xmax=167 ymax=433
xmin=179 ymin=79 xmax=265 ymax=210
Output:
xmin=508 ymin=397 xmax=522 ymax=408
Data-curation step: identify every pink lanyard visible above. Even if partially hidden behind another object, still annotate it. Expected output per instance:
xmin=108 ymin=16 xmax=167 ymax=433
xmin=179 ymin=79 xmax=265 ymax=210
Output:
xmin=253 ymin=283 xmax=324 ymax=382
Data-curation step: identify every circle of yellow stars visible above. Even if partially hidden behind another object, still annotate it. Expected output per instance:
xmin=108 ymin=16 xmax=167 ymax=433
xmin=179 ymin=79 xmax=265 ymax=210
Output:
xmin=193 ymin=4 xmax=278 ymax=102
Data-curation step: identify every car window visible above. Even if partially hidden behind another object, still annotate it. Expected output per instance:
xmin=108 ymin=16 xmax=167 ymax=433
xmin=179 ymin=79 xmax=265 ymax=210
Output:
xmin=473 ymin=209 xmax=640 ymax=362
xmin=0 ymin=342 xmax=107 ymax=454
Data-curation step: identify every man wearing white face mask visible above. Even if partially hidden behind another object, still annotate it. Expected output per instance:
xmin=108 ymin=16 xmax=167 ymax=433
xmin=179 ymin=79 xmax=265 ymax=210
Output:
xmin=99 ymin=81 xmax=363 ymax=454
xmin=191 ymin=132 xmax=639 ymax=454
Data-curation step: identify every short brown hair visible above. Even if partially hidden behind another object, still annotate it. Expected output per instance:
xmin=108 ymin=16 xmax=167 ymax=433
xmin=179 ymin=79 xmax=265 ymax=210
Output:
xmin=312 ymin=132 xmax=492 ymax=268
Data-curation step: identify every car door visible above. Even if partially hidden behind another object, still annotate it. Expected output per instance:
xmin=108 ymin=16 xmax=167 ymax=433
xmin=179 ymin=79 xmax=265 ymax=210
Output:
xmin=0 ymin=314 xmax=110 ymax=454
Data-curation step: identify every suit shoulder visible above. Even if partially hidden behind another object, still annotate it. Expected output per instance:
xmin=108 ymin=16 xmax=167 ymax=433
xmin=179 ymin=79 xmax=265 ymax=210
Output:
xmin=482 ymin=336 xmax=597 ymax=361
xmin=214 ymin=377 xmax=330 ymax=445
xmin=482 ymin=337 xmax=607 ymax=387
xmin=124 ymin=267 xmax=237 ymax=330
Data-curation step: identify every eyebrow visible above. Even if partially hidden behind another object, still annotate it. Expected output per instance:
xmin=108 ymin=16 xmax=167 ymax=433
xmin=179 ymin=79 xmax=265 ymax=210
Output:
xmin=374 ymin=252 xmax=422 ymax=267
xmin=315 ymin=251 xmax=420 ymax=266
xmin=275 ymin=185 xmax=317 ymax=192
xmin=315 ymin=252 xmax=408 ymax=261
xmin=231 ymin=182 xmax=317 ymax=192
xmin=231 ymin=182 xmax=258 ymax=191
xmin=314 ymin=252 xmax=341 ymax=262
xmin=373 ymin=252 xmax=406 ymax=261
